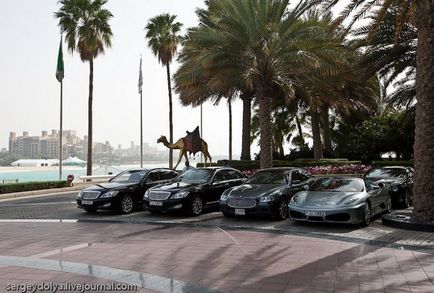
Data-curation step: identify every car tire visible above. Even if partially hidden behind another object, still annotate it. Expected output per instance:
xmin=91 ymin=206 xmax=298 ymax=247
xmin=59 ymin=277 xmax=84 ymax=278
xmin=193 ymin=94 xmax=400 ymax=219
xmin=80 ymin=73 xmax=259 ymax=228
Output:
xmin=274 ymin=197 xmax=288 ymax=221
xmin=186 ymin=195 xmax=203 ymax=217
xmin=361 ymin=203 xmax=371 ymax=227
xmin=120 ymin=195 xmax=134 ymax=214
xmin=222 ymin=212 xmax=234 ymax=218
xmin=401 ymin=190 xmax=412 ymax=209
xmin=84 ymin=208 xmax=97 ymax=213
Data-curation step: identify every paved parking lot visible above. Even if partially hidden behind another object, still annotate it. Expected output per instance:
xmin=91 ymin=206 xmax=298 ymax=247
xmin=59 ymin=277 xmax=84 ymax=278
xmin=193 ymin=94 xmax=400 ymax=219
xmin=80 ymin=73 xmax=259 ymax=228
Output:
xmin=1 ymin=192 xmax=434 ymax=292
xmin=1 ymin=192 xmax=434 ymax=252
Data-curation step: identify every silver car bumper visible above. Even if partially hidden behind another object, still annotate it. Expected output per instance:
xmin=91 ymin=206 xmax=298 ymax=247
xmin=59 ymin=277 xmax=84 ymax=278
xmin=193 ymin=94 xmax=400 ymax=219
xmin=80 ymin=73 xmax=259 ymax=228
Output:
xmin=288 ymin=202 xmax=366 ymax=224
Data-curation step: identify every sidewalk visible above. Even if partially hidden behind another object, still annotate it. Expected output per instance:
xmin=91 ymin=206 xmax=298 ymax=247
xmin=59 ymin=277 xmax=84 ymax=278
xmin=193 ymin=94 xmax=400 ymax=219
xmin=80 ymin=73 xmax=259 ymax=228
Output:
xmin=1 ymin=222 xmax=433 ymax=292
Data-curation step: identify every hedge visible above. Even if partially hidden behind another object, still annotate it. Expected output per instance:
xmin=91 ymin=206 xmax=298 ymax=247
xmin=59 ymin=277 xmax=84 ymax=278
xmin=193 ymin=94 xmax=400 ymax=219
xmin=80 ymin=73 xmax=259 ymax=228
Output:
xmin=371 ymin=160 xmax=414 ymax=167
xmin=0 ymin=181 xmax=69 ymax=194
xmin=196 ymin=159 xmax=362 ymax=171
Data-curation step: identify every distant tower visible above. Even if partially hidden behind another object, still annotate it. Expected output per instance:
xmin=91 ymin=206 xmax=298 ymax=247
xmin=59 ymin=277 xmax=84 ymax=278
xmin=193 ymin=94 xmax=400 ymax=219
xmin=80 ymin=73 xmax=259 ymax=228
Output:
xmin=9 ymin=132 xmax=16 ymax=154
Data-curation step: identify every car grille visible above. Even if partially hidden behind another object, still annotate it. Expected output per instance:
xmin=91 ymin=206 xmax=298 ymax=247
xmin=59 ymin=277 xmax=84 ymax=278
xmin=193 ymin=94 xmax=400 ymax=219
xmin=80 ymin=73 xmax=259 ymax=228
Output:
xmin=149 ymin=191 xmax=171 ymax=200
xmin=82 ymin=191 xmax=101 ymax=199
xmin=228 ymin=198 xmax=256 ymax=208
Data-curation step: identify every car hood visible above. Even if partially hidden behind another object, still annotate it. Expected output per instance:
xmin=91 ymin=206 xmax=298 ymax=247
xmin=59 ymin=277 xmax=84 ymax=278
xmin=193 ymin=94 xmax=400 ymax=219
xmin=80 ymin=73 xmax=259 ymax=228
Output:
xmin=228 ymin=184 xmax=282 ymax=198
xmin=294 ymin=191 xmax=365 ymax=208
xmin=85 ymin=182 xmax=137 ymax=191
xmin=151 ymin=181 xmax=203 ymax=193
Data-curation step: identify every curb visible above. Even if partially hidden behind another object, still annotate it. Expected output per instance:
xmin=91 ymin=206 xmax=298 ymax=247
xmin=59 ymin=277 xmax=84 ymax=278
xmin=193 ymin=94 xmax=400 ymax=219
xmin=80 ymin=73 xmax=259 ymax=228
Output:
xmin=0 ymin=183 xmax=92 ymax=201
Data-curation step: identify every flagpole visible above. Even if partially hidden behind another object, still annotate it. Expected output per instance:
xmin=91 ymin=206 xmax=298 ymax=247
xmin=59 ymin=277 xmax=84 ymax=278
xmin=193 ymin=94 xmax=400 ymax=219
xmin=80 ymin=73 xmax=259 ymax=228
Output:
xmin=140 ymin=88 xmax=143 ymax=168
xmin=59 ymin=80 xmax=63 ymax=180
xmin=139 ymin=56 xmax=143 ymax=168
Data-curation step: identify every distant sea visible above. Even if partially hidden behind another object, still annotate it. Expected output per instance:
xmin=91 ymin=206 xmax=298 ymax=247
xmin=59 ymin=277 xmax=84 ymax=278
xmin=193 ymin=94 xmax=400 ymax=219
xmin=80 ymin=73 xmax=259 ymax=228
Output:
xmin=0 ymin=162 xmax=169 ymax=183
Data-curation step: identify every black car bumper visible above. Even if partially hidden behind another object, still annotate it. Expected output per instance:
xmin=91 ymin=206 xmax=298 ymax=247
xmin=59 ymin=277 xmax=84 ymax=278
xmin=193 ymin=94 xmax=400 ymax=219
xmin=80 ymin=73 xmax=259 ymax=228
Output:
xmin=219 ymin=201 xmax=279 ymax=217
xmin=77 ymin=198 xmax=119 ymax=210
xmin=143 ymin=198 xmax=185 ymax=211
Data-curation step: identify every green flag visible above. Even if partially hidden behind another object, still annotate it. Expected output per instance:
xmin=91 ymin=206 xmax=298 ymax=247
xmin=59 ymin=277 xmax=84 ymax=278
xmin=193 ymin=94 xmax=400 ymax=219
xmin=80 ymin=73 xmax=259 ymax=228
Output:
xmin=56 ymin=36 xmax=64 ymax=82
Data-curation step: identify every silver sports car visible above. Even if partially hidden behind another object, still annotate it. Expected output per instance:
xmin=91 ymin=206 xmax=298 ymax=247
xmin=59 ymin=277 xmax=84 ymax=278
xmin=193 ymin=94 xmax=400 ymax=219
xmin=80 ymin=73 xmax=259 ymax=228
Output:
xmin=288 ymin=177 xmax=392 ymax=226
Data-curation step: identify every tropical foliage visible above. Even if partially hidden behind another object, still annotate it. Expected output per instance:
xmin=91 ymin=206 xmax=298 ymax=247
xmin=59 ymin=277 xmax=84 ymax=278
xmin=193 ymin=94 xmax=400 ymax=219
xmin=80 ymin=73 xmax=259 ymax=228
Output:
xmin=145 ymin=14 xmax=183 ymax=169
xmin=55 ymin=0 xmax=113 ymax=175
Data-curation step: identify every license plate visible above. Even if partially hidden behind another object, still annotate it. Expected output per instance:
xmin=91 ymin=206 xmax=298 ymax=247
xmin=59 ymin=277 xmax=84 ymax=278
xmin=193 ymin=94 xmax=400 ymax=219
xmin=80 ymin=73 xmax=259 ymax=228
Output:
xmin=150 ymin=201 xmax=163 ymax=206
xmin=305 ymin=211 xmax=326 ymax=217
xmin=235 ymin=209 xmax=245 ymax=215
xmin=81 ymin=200 xmax=93 ymax=205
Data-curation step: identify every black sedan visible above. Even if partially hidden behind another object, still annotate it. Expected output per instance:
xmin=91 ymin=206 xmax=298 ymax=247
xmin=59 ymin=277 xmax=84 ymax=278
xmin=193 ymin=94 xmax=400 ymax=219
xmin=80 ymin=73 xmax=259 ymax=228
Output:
xmin=77 ymin=168 xmax=179 ymax=214
xmin=364 ymin=166 xmax=414 ymax=208
xmin=143 ymin=167 xmax=246 ymax=216
xmin=288 ymin=177 xmax=392 ymax=226
xmin=219 ymin=168 xmax=313 ymax=220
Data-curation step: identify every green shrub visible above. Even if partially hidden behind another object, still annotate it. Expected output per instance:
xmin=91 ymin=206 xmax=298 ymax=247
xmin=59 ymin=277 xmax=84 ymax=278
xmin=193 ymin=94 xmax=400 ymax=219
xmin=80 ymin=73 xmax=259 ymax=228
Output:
xmin=196 ymin=159 xmax=362 ymax=171
xmin=371 ymin=160 xmax=414 ymax=167
xmin=0 ymin=181 xmax=69 ymax=194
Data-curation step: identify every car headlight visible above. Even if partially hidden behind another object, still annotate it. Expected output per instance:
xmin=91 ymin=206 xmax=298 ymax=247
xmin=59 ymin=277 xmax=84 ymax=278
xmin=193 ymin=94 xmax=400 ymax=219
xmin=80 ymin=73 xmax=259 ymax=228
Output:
xmin=171 ymin=191 xmax=189 ymax=199
xmin=260 ymin=195 xmax=274 ymax=202
xmin=77 ymin=191 xmax=82 ymax=199
xmin=143 ymin=190 xmax=150 ymax=199
xmin=343 ymin=196 xmax=359 ymax=205
xmin=290 ymin=194 xmax=300 ymax=205
xmin=100 ymin=190 xmax=119 ymax=198
xmin=220 ymin=194 xmax=229 ymax=201
xmin=391 ymin=186 xmax=399 ymax=193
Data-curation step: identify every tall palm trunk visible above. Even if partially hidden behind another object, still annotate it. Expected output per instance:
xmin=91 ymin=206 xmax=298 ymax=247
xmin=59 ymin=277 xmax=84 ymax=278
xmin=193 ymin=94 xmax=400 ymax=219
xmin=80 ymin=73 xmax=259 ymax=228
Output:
xmin=86 ymin=58 xmax=94 ymax=176
xmin=240 ymin=92 xmax=251 ymax=160
xmin=166 ymin=63 xmax=173 ymax=169
xmin=320 ymin=105 xmax=332 ymax=155
xmin=228 ymin=99 xmax=232 ymax=161
xmin=295 ymin=115 xmax=305 ymax=145
xmin=258 ymin=88 xmax=273 ymax=169
xmin=413 ymin=0 xmax=434 ymax=221
xmin=310 ymin=102 xmax=323 ymax=160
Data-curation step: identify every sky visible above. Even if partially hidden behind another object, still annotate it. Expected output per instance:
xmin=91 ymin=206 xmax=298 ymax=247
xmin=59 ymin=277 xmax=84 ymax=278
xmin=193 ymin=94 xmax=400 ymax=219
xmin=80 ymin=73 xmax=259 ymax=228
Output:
xmin=0 ymin=0 xmax=347 ymax=158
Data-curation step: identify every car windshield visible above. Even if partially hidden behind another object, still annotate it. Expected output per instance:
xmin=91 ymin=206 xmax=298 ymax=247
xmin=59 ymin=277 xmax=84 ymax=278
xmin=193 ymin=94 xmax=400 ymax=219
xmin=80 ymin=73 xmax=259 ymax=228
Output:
xmin=173 ymin=169 xmax=214 ymax=184
xmin=245 ymin=170 xmax=287 ymax=184
xmin=310 ymin=178 xmax=364 ymax=192
xmin=365 ymin=168 xmax=406 ymax=179
xmin=109 ymin=170 xmax=148 ymax=183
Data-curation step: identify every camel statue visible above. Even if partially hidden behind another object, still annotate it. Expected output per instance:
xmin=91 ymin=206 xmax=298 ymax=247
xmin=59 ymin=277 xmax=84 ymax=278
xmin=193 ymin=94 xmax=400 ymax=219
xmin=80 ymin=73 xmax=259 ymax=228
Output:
xmin=157 ymin=135 xmax=212 ymax=169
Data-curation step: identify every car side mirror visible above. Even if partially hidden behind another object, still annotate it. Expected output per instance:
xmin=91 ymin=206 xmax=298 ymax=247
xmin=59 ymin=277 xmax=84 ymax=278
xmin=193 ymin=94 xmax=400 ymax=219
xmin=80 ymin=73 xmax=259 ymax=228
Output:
xmin=378 ymin=182 xmax=385 ymax=189
xmin=212 ymin=181 xmax=221 ymax=186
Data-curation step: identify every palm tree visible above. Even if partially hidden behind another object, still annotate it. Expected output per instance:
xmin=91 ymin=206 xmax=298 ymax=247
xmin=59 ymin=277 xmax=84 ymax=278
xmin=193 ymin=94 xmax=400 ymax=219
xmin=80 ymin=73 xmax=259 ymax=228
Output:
xmin=55 ymin=0 xmax=113 ymax=176
xmin=321 ymin=0 xmax=434 ymax=222
xmin=145 ymin=14 xmax=183 ymax=169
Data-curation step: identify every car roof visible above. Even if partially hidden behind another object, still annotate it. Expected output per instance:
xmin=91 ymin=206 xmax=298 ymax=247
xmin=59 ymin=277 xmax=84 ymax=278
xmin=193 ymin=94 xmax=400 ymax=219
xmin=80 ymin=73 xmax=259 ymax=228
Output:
xmin=379 ymin=166 xmax=408 ymax=169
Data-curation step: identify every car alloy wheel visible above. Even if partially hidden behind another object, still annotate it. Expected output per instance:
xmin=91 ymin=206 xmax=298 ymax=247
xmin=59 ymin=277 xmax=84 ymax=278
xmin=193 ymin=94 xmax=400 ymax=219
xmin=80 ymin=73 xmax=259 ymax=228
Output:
xmin=120 ymin=195 xmax=134 ymax=214
xmin=191 ymin=196 xmax=203 ymax=216
xmin=386 ymin=197 xmax=392 ymax=213
xmin=362 ymin=203 xmax=371 ymax=227
xmin=276 ymin=198 xmax=288 ymax=220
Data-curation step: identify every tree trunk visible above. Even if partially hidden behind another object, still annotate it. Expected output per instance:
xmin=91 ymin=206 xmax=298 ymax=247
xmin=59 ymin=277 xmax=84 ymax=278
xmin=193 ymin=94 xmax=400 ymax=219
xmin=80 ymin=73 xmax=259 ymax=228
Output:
xmin=240 ymin=92 xmax=252 ymax=160
xmin=295 ymin=115 xmax=305 ymax=144
xmin=228 ymin=99 xmax=232 ymax=161
xmin=320 ymin=105 xmax=332 ymax=155
xmin=413 ymin=0 xmax=434 ymax=221
xmin=310 ymin=102 xmax=323 ymax=160
xmin=258 ymin=89 xmax=273 ymax=169
xmin=166 ymin=63 xmax=173 ymax=169
xmin=86 ymin=58 xmax=93 ymax=176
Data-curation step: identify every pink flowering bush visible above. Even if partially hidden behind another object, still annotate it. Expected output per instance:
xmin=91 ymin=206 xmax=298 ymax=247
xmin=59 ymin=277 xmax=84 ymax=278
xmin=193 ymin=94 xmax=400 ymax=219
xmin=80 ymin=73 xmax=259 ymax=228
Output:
xmin=242 ymin=169 xmax=258 ymax=177
xmin=304 ymin=164 xmax=371 ymax=175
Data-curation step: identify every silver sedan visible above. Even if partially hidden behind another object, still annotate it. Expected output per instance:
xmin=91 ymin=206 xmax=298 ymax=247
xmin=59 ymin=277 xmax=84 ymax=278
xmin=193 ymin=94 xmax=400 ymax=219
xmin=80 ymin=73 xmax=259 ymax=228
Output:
xmin=288 ymin=177 xmax=392 ymax=226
